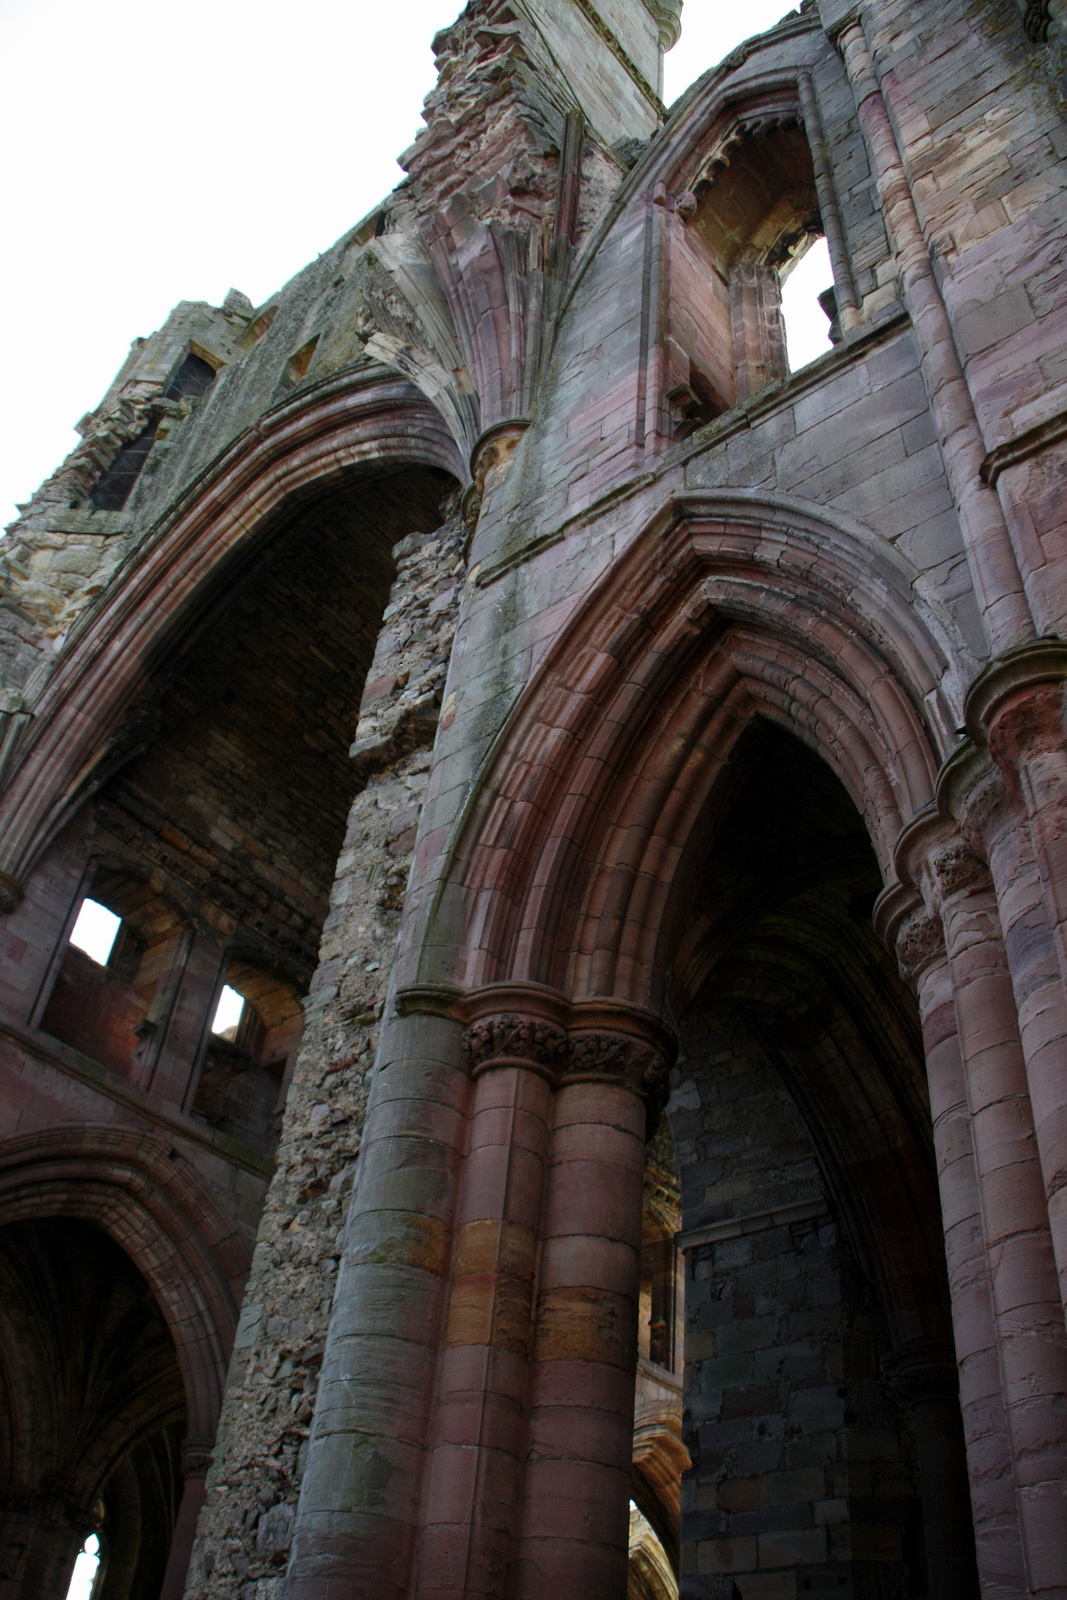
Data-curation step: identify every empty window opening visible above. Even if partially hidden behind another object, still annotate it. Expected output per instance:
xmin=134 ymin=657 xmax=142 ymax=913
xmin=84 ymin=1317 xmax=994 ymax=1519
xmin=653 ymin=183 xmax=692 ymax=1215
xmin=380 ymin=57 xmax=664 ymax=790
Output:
xmin=780 ymin=234 xmax=837 ymax=370
xmin=240 ymin=303 xmax=278 ymax=350
xmin=629 ymin=1502 xmax=678 ymax=1600
xmin=195 ymin=963 xmax=304 ymax=1152
xmin=161 ymin=349 xmax=217 ymax=402
xmin=211 ymin=983 xmax=245 ymax=1038
xmin=69 ymin=898 xmax=121 ymax=966
xmin=41 ymin=873 xmax=188 ymax=1077
xmin=64 ymin=1533 xmax=100 ymax=1600
xmin=277 ymin=336 xmax=320 ymax=395
xmin=676 ymin=113 xmax=830 ymax=410
xmin=88 ymin=418 xmax=159 ymax=511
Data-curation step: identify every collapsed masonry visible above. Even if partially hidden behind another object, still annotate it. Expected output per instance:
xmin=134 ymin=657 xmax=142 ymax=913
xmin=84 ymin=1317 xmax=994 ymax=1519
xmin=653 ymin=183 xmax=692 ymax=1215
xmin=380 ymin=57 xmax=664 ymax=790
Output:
xmin=2 ymin=3 xmax=1067 ymax=1600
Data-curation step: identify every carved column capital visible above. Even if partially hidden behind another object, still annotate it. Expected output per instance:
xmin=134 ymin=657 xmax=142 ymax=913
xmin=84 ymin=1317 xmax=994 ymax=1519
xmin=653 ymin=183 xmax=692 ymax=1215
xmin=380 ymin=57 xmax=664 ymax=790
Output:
xmin=462 ymin=1012 xmax=569 ymax=1083
xmin=931 ymin=839 xmax=991 ymax=900
xmin=894 ymin=908 xmax=945 ymax=986
xmin=965 ymin=638 xmax=1067 ymax=750
xmin=459 ymin=985 xmax=675 ymax=1104
xmin=180 ymin=1438 xmax=215 ymax=1480
xmin=565 ymin=997 xmax=674 ymax=1107
xmin=882 ymin=1338 xmax=959 ymax=1407
xmin=564 ymin=1029 xmax=668 ymax=1102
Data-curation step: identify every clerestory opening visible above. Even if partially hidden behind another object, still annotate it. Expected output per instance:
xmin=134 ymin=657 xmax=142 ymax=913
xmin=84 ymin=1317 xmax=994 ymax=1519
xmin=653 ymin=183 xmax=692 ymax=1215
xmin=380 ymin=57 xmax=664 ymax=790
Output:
xmin=669 ymin=107 xmax=843 ymax=427
xmin=40 ymin=869 xmax=192 ymax=1081
xmin=161 ymin=349 xmax=217 ymax=402
xmin=193 ymin=959 xmax=304 ymax=1153
xmin=40 ymin=461 xmax=459 ymax=1140
xmin=88 ymin=420 xmax=159 ymax=511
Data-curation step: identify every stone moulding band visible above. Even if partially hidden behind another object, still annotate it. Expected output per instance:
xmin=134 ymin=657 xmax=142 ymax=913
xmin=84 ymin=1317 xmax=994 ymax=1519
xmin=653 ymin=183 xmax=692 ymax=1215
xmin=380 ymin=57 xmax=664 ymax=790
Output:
xmin=569 ymin=0 xmax=667 ymax=116
xmin=979 ymin=402 xmax=1067 ymax=486
xmin=676 ymin=1197 xmax=828 ymax=1253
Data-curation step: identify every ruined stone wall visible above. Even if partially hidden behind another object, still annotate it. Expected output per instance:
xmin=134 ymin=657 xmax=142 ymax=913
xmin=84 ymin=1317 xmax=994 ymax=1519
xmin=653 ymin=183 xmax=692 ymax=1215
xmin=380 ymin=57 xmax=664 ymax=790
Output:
xmin=182 ymin=515 xmax=467 ymax=1600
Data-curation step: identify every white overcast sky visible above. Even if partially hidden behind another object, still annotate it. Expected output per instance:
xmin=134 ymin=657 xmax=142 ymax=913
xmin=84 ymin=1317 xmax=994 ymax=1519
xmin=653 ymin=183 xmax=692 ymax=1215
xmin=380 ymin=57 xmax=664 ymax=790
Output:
xmin=1 ymin=0 xmax=820 ymax=529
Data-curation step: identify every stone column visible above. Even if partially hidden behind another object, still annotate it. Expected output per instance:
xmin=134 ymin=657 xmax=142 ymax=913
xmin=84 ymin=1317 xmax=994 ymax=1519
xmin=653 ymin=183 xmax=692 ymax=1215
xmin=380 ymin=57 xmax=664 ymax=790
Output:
xmin=884 ymin=1337 xmax=982 ymax=1600
xmin=968 ymin=647 xmax=1067 ymax=1315
xmin=730 ymin=251 xmax=788 ymax=402
xmin=159 ymin=1439 xmax=213 ymax=1600
xmin=284 ymin=1004 xmax=470 ymax=1600
xmin=514 ymin=1001 xmax=671 ymax=1600
xmin=931 ymin=852 xmax=1067 ymax=1598
xmin=413 ymin=991 xmax=566 ymax=1598
xmin=838 ymin=19 xmax=1031 ymax=651
xmin=905 ymin=926 xmax=1025 ymax=1600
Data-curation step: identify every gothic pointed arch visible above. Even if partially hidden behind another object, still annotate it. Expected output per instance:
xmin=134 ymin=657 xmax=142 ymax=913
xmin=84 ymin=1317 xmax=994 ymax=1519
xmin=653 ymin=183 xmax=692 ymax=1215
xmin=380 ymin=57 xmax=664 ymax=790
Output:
xmin=0 ymin=367 xmax=464 ymax=899
xmin=427 ymin=489 xmax=973 ymax=1007
xmin=0 ymin=1125 xmax=246 ymax=1441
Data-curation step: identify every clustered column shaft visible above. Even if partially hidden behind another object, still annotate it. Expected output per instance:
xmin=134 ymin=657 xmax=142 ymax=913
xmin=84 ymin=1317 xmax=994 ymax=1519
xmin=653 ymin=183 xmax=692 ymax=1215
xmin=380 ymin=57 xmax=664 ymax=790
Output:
xmin=913 ymin=949 xmax=1025 ymax=1599
xmin=285 ymin=990 xmax=669 ymax=1600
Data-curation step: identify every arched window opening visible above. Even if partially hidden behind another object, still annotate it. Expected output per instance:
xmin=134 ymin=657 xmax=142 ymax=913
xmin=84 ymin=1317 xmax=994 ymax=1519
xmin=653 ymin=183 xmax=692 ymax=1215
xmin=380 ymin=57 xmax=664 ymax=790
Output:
xmin=64 ymin=1532 xmax=100 ymax=1600
xmin=662 ymin=724 xmax=978 ymax=1600
xmin=673 ymin=110 xmax=840 ymax=418
xmin=780 ymin=232 xmax=838 ymax=369
xmin=43 ymin=461 xmax=458 ymax=1127
xmin=0 ymin=1219 xmax=185 ymax=1600
xmin=40 ymin=871 xmax=190 ymax=1080
xmin=88 ymin=420 xmax=159 ymax=512
xmin=193 ymin=960 xmax=304 ymax=1154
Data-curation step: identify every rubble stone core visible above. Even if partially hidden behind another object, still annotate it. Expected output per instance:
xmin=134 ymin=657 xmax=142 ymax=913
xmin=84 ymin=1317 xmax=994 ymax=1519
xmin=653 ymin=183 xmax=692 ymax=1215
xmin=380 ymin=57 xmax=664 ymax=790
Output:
xmin=2 ymin=2 xmax=1067 ymax=1600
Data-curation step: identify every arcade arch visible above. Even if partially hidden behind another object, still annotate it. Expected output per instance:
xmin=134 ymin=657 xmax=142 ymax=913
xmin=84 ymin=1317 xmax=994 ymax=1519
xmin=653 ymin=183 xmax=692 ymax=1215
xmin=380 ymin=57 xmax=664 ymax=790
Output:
xmin=23 ymin=439 xmax=459 ymax=1138
xmin=0 ymin=1128 xmax=244 ymax=1600
xmin=295 ymin=490 xmax=987 ymax=1600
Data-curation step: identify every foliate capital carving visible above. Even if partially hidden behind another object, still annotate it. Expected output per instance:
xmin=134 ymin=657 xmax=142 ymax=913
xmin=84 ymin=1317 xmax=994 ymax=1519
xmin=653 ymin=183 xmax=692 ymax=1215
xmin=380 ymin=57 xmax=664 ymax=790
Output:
xmin=462 ymin=1014 xmax=569 ymax=1082
xmin=459 ymin=986 xmax=675 ymax=1104
xmin=565 ymin=1029 xmax=669 ymax=1104
xmin=932 ymin=840 xmax=990 ymax=900
xmin=882 ymin=1339 xmax=959 ymax=1407
xmin=894 ymin=909 xmax=944 ymax=987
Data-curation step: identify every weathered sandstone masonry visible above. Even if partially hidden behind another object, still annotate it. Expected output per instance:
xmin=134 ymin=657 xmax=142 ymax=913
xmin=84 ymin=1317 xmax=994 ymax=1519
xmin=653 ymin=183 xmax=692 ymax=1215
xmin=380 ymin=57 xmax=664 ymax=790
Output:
xmin=2 ymin=3 xmax=1067 ymax=1600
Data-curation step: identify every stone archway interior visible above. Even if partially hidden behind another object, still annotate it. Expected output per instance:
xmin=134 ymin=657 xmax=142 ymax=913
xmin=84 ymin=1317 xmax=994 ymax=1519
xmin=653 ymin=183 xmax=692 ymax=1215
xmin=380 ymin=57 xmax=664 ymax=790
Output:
xmin=668 ymin=723 xmax=976 ymax=1600
xmin=0 ymin=1217 xmax=186 ymax=1600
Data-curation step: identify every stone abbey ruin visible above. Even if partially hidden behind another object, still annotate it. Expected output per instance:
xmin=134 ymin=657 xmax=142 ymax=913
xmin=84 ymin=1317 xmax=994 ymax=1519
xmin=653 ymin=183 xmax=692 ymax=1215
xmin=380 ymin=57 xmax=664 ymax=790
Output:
xmin=2 ymin=1 xmax=1067 ymax=1597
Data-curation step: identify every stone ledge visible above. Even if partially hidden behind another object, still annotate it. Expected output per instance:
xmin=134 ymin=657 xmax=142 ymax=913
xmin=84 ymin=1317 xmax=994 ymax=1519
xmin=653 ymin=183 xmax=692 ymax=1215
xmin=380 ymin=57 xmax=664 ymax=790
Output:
xmin=0 ymin=1017 xmax=274 ymax=1178
xmin=676 ymin=1197 xmax=828 ymax=1252
xmin=980 ymin=401 xmax=1067 ymax=486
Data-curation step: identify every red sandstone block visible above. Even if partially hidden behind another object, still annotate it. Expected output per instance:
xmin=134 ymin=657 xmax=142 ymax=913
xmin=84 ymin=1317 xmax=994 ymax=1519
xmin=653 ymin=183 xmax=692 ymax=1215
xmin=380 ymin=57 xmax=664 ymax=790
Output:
xmin=519 ymin=1458 xmax=631 ymax=1544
